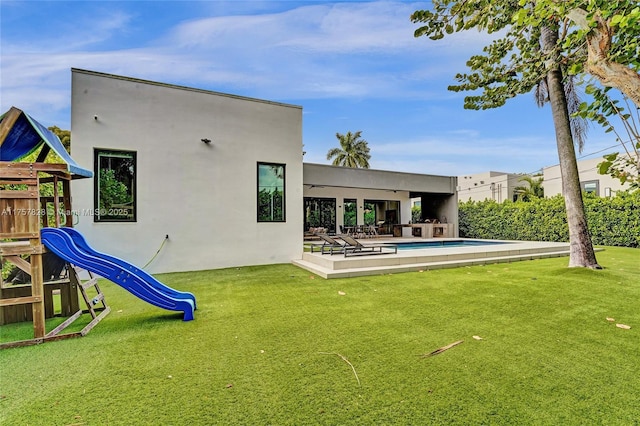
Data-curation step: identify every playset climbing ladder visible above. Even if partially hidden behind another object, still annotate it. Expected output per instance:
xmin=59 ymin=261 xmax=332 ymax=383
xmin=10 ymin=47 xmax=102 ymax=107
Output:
xmin=44 ymin=265 xmax=110 ymax=343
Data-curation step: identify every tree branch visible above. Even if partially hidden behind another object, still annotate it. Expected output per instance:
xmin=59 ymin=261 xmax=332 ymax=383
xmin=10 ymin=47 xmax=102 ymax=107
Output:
xmin=566 ymin=7 xmax=640 ymax=107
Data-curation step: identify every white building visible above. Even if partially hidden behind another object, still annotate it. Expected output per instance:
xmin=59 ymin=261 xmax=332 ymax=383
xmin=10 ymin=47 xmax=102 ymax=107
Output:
xmin=457 ymin=171 xmax=523 ymax=203
xmin=71 ymin=69 xmax=304 ymax=274
xmin=70 ymin=69 xmax=458 ymax=274
xmin=542 ymin=157 xmax=632 ymax=197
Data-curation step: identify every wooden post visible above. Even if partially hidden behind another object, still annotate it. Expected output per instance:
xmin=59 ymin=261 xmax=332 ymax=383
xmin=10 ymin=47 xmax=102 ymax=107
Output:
xmin=53 ymin=176 xmax=60 ymax=228
xmin=30 ymin=239 xmax=46 ymax=338
xmin=62 ymin=179 xmax=73 ymax=227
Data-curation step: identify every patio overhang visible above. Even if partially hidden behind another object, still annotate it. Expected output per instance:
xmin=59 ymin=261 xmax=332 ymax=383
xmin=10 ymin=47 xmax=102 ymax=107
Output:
xmin=303 ymin=163 xmax=457 ymax=194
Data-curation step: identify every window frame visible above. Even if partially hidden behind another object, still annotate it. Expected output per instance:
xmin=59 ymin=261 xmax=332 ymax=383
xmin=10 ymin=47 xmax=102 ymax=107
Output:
xmin=304 ymin=197 xmax=337 ymax=233
xmin=93 ymin=148 xmax=137 ymax=223
xmin=581 ymin=179 xmax=599 ymax=196
xmin=257 ymin=162 xmax=286 ymax=223
xmin=343 ymin=198 xmax=357 ymax=227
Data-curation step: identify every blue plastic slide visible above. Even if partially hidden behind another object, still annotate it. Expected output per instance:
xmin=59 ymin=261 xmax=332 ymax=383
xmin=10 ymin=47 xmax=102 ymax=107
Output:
xmin=59 ymin=227 xmax=196 ymax=309
xmin=41 ymin=227 xmax=195 ymax=321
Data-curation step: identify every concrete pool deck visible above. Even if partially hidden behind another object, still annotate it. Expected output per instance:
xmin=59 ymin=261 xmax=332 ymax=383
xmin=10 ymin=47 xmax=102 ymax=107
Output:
xmin=294 ymin=238 xmax=573 ymax=279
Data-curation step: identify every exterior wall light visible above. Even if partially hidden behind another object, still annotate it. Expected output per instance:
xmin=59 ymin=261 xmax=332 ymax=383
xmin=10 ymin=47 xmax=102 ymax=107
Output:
xmin=201 ymin=138 xmax=212 ymax=144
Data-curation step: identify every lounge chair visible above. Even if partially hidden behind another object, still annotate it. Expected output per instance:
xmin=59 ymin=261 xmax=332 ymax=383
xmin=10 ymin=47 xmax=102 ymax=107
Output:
xmin=310 ymin=234 xmax=346 ymax=254
xmin=337 ymin=235 xmax=397 ymax=257
xmin=304 ymin=227 xmax=327 ymax=241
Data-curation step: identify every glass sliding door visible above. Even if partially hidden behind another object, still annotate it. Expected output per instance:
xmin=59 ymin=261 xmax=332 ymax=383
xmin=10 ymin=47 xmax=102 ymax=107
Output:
xmin=363 ymin=201 xmax=377 ymax=226
xmin=304 ymin=197 xmax=336 ymax=234
xmin=343 ymin=199 xmax=357 ymax=227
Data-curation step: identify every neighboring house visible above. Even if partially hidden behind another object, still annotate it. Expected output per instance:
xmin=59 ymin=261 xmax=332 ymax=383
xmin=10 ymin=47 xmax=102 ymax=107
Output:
xmin=457 ymin=171 xmax=523 ymax=203
xmin=542 ymin=157 xmax=631 ymax=197
xmin=70 ymin=69 xmax=459 ymax=274
xmin=460 ymin=156 xmax=633 ymax=203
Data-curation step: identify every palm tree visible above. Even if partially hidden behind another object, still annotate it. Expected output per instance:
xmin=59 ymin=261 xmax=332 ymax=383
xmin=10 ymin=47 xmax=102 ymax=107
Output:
xmin=326 ymin=131 xmax=371 ymax=168
xmin=514 ymin=176 xmax=544 ymax=201
xmin=540 ymin=24 xmax=600 ymax=268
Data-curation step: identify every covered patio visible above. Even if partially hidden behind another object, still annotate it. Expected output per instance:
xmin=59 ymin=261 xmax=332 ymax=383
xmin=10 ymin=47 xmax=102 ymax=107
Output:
xmin=302 ymin=163 xmax=458 ymax=238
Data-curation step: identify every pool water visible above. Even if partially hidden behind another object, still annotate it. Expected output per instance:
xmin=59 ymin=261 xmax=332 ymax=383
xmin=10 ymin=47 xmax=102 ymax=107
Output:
xmin=395 ymin=240 xmax=510 ymax=250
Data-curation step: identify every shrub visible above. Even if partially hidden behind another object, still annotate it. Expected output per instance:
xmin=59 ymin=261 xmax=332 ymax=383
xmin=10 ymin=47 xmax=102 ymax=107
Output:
xmin=459 ymin=191 xmax=640 ymax=248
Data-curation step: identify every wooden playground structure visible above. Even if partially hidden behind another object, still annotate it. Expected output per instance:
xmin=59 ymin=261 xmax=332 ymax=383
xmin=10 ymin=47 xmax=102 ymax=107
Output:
xmin=1 ymin=107 xmax=109 ymax=349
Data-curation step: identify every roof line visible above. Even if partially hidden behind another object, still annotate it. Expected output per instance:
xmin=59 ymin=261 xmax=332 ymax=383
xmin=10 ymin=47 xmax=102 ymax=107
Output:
xmin=71 ymin=68 xmax=303 ymax=110
xmin=303 ymin=162 xmax=455 ymax=180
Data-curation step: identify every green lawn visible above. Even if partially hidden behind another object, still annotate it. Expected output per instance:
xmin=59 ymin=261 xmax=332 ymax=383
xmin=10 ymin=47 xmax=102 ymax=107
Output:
xmin=1 ymin=247 xmax=639 ymax=425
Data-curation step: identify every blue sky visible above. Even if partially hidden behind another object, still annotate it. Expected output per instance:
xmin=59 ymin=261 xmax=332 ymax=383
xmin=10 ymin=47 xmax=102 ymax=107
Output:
xmin=1 ymin=0 xmax=618 ymax=176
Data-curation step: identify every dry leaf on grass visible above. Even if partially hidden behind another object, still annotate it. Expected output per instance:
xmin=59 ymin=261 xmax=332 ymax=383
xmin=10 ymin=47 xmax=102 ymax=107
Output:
xmin=606 ymin=317 xmax=615 ymax=322
xmin=616 ymin=324 xmax=631 ymax=330
xmin=338 ymin=291 xmax=346 ymax=296
xmin=472 ymin=335 xmax=483 ymax=340
xmin=421 ymin=340 xmax=464 ymax=357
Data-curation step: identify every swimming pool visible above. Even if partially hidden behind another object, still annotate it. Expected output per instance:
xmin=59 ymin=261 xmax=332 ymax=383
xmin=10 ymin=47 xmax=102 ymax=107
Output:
xmin=395 ymin=240 xmax=511 ymax=250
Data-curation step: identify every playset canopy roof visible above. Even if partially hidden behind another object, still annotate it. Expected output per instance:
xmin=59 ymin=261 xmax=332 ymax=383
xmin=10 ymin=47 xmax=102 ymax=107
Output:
xmin=0 ymin=106 xmax=92 ymax=178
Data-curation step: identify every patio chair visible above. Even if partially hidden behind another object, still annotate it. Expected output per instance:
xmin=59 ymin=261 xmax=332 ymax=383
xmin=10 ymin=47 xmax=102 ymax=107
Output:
xmin=310 ymin=234 xmax=346 ymax=254
xmin=337 ymin=235 xmax=397 ymax=257
xmin=304 ymin=227 xmax=318 ymax=241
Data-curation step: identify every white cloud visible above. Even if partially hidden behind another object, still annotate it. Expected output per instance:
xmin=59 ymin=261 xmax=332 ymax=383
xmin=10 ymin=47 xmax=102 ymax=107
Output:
xmin=2 ymin=0 xmax=500 ymax=122
xmin=2 ymin=0 xmax=559 ymax=177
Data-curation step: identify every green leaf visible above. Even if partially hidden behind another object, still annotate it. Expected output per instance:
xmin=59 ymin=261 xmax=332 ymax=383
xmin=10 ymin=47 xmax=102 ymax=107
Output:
xmin=610 ymin=14 xmax=624 ymax=27
xmin=598 ymin=161 xmax=612 ymax=174
xmin=603 ymin=152 xmax=619 ymax=161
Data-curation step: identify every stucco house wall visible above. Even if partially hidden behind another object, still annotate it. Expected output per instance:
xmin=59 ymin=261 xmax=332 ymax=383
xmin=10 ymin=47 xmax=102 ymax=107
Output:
xmin=543 ymin=157 xmax=632 ymax=197
xmin=457 ymin=171 xmax=522 ymax=203
xmin=70 ymin=69 xmax=303 ymax=274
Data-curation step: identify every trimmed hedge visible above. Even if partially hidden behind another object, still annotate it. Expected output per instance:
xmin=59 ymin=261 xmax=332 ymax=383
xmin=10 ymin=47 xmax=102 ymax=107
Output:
xmin=459 ymin=191 xmax=640 ymax=248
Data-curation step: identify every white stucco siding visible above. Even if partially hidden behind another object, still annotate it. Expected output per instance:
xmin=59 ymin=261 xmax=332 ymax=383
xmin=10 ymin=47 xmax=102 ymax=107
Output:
xmin=457 ymin=171 xmax=522 ymax=203
xmin=542 ymin=157 xmax=632 ymax=197
xmin=71 ymin=69 xmax=303 ymax=274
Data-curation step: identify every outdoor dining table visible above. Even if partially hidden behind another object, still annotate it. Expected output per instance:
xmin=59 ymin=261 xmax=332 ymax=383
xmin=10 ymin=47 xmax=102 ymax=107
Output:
xmin=343 ymin=225 xmax=377 ymax=238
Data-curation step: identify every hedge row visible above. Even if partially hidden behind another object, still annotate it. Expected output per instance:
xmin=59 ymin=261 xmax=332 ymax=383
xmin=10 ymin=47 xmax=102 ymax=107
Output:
xmin=458 ymin=191 xmax=640 ymax=248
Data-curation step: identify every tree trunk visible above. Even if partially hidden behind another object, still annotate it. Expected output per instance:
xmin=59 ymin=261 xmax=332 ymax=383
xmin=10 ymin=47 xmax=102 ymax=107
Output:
xmin=541 ymin=25 xmax=601 ymax=269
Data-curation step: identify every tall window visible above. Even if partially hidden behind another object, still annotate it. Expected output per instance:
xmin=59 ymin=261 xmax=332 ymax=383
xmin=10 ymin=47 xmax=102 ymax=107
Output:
xmin=343 ymin=199 xmax=357 ymax=227
xmin=94 ymin=149 xmax=136 ymax=222
xmin=257 ymin=162 xmax=285 ymax=222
